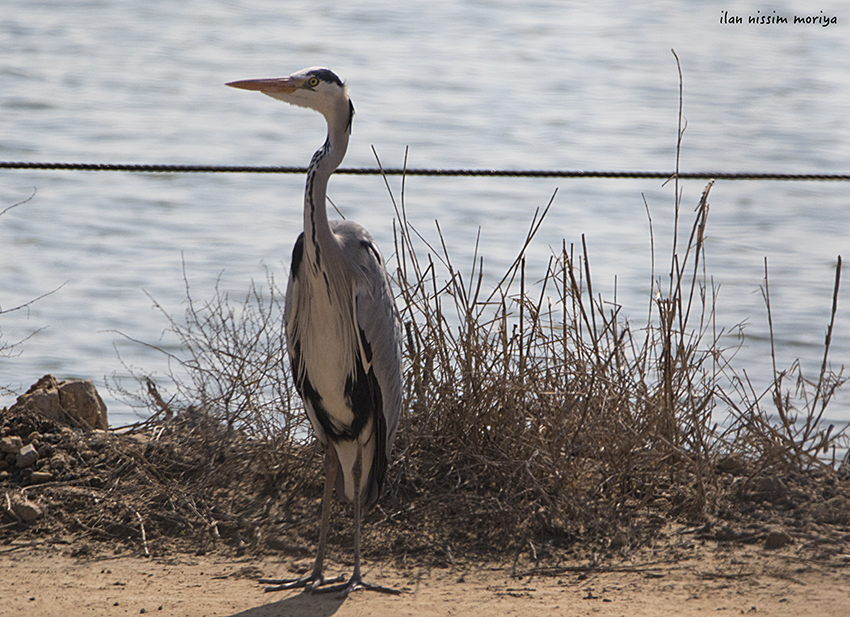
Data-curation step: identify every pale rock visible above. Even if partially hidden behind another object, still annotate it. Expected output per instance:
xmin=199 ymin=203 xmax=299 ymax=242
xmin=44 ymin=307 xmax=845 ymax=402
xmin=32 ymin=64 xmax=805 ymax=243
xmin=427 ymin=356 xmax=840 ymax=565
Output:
xmin=0 ymin=436 xmax=23 ymax=454
xmin=16 ymin=443 xmax=39 ymax=468
xmin=11 ymin=374 xmax=108 ymax=430
xmin=28 ymin=471 xmax=54 ymax=484
xmin=10 ymin=494 xmax=43 ymax=522
xmin=57 ymin=379 xmax=109 ymax=429
xmin=764 ymin=526 xmax=793 ymax=549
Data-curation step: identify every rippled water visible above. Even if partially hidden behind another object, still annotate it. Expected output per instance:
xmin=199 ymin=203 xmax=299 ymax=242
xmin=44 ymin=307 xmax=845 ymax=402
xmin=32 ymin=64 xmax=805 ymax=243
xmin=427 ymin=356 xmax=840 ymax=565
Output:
xmin=1 ymin=0 xmax=849 ymax=428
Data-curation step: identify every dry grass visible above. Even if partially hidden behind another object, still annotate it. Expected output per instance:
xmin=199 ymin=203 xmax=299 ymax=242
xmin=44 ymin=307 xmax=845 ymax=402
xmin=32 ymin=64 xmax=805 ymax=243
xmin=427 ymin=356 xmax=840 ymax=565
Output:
xmin=95 ymin=162 xmax=847 ymax=562
xmin=376 ymin=162 xmax=846 ymax=553
xmin=4 ymin=169 xmax=846 ymax=564
xmin=96 ymin=60 xmax=847 ymax=559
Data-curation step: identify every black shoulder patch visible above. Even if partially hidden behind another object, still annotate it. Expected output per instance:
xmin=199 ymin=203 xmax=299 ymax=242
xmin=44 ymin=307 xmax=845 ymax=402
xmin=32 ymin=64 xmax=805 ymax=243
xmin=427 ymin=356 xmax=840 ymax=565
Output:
xmin=291 ymin=232 xmax=305 ymax=277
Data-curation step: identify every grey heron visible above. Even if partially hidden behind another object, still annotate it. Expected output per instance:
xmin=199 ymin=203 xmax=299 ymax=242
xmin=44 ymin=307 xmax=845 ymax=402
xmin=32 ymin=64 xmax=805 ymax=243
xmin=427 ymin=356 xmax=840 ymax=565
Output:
xmin=227 ymin=67 xmax=402 ymax=596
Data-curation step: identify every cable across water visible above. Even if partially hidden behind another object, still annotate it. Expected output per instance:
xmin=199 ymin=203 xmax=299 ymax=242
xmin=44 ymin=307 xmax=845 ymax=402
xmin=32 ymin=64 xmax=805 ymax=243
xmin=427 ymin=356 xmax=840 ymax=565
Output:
xmin=2 ymin=161 xmax=850 ymax=181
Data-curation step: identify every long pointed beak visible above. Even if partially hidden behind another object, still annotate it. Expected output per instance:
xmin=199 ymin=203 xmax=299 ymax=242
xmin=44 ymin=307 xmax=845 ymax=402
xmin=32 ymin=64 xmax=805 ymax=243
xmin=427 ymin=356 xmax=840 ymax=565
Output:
xmin=226 ymin=77 xmax=304 ymax=94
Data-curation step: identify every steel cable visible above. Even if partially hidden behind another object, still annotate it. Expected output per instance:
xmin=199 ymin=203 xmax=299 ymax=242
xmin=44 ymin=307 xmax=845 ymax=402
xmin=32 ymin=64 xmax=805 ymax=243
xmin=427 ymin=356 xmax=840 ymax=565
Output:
xmin=2 ymin=160 xmax=850 ymax=181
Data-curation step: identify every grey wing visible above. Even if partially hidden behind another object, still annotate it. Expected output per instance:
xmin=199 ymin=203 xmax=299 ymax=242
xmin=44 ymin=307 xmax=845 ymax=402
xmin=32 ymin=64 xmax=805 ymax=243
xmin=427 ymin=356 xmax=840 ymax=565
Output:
xmin=353 ymin=239 xmax=403 ymax=452
xmin=338 ymin=222 xmax=403 ymax=504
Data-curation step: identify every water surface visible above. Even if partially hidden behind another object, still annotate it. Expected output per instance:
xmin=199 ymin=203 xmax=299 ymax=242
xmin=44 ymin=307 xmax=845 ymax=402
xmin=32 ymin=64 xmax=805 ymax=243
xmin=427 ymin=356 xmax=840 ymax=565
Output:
xmin=1 ymin=1 xmax=848 ymax=428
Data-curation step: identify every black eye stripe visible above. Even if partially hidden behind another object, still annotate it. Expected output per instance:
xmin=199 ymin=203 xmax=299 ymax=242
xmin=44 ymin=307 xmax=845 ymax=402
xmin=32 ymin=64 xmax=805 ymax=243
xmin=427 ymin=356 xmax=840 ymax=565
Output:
xmin=306 ymin=68 xmax=344 ymax=87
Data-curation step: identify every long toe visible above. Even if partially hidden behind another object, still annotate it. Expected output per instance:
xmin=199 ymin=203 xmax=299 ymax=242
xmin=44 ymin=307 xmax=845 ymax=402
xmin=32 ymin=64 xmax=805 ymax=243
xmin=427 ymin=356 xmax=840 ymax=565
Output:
xmin=313 ymin=573 xmax=401 ymax=597
xmin=260 ymin=573 xmax=346 ymax=592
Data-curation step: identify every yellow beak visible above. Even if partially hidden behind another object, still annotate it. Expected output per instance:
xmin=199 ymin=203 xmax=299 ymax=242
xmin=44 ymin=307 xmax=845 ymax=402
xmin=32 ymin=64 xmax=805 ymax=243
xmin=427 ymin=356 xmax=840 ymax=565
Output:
xmin=225 ymin=76 xmax=305 ymax=94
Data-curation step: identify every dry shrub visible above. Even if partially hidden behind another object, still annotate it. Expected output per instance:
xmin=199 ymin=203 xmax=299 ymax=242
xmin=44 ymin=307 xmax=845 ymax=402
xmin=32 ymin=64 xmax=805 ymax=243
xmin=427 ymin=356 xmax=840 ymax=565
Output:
xmin=105 ymin=63 xmax=847 ymax=558
xmin=108 ymin=273 xmax=326 ymax=544
xmin=102 ymin=161 xmax=846 ymax=561
xmin=381 ymin=173 xmax=726 ymax=554
xmin=720 ymin=255 xmax=846 ymax=471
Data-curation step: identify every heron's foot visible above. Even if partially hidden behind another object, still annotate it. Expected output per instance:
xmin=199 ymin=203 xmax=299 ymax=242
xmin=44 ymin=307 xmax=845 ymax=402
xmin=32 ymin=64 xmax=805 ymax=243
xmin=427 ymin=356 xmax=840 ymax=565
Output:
xmin=260 ymin=572 xmax=346 ymax=593
xmin=313 ymin=573 xmax=401 ymax=597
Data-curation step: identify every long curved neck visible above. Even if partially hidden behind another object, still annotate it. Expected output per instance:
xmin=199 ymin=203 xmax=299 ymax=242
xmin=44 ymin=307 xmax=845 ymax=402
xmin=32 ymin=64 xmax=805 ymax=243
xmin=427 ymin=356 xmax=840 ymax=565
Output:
xmin=304 ymin=108 xmax=350 ymax=270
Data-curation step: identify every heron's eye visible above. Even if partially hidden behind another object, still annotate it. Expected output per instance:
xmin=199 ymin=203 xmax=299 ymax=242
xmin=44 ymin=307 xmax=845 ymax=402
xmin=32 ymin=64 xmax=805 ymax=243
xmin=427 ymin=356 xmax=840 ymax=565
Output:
xmin=308 ymin=77 xmax=320 ymax=88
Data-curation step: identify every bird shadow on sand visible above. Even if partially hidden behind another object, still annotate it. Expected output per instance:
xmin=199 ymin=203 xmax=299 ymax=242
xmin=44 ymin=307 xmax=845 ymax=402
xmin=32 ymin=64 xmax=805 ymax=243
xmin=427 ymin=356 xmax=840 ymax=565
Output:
xmin=226 ymin=590 xmax=345 ymax=617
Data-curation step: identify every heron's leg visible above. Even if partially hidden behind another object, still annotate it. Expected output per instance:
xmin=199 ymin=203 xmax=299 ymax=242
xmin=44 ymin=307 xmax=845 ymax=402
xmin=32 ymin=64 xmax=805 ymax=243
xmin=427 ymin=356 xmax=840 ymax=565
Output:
xmin=350 ymin=439 xmax=364 ymax=583
xmin=314 ymin=439 xmax=399 ymax=597
xmin=311 ymin=443 xmax=338 ymax=579
xmin=261 ymin=445 xmax=345 ymax=592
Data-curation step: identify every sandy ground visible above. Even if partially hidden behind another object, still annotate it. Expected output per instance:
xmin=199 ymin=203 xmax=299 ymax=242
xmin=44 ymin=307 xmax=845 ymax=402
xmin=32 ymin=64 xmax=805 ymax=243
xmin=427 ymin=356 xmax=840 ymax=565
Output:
xmin=2 ymin=543 xmax=849 ymax=617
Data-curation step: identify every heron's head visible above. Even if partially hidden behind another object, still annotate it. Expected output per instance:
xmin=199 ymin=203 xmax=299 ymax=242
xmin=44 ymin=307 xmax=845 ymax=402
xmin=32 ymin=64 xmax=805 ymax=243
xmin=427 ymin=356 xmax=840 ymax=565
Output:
xmin=227 ymin=67 xmax=354 ymax=132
